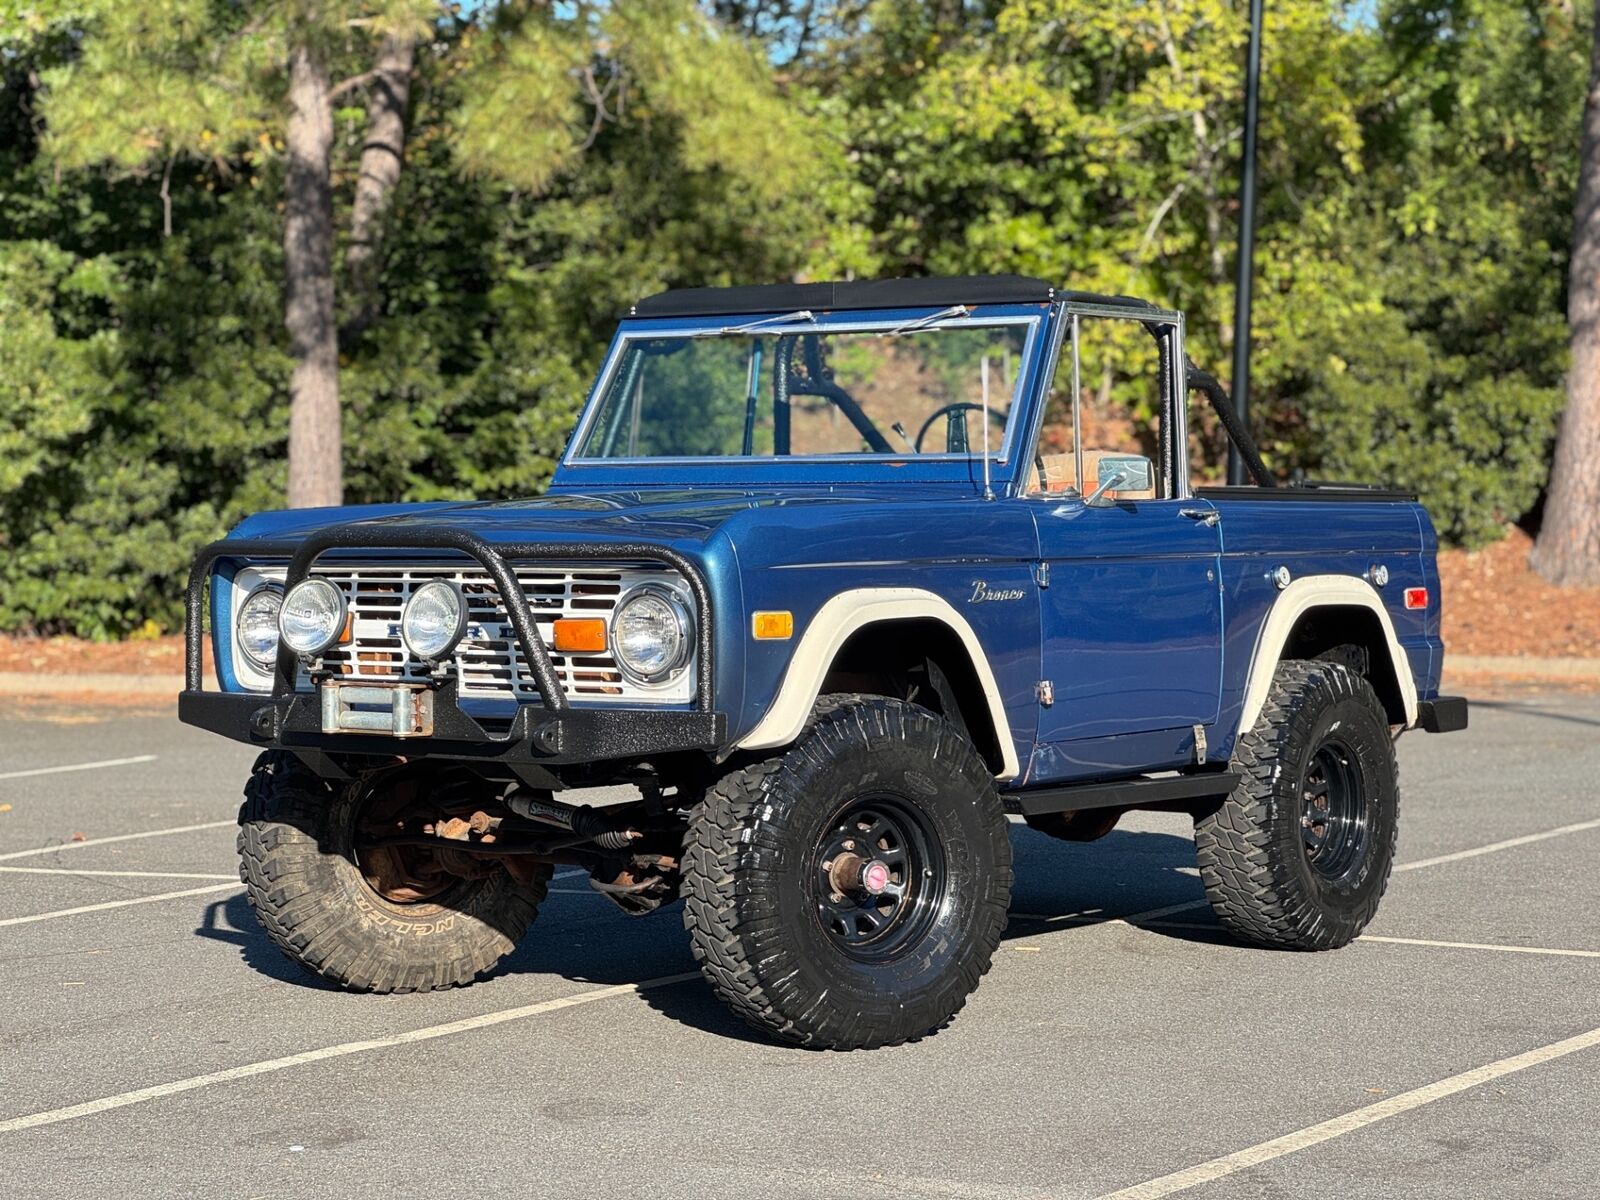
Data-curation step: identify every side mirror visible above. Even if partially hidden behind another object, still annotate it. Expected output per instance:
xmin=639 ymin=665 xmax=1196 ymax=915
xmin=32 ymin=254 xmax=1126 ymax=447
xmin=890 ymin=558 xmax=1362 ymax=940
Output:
xmin=1085 ymin=454 xmax=1154 ymax=507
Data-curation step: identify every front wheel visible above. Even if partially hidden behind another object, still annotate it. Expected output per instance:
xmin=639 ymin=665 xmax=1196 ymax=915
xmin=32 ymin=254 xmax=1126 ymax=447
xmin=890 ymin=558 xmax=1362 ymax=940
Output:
xmin=683 ymin=697 xmax=1012 ymax=1049
xmin=237 ymin=753 xmax=549 ymax=992
xmin=1195 ymin=660 xmax=1399 ymax=950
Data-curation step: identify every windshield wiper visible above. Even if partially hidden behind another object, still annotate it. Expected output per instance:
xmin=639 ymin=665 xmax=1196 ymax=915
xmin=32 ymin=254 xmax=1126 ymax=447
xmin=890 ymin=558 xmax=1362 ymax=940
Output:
xmin=879 ymin=304 xmax=971 ymax=338
xmin=702 ymin=310 xmax=816 ymax=337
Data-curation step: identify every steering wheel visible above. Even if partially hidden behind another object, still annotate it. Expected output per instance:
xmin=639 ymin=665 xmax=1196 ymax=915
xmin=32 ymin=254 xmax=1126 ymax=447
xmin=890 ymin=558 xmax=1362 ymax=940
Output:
xmin=915 ymin=402 xmax=1007 ymax=453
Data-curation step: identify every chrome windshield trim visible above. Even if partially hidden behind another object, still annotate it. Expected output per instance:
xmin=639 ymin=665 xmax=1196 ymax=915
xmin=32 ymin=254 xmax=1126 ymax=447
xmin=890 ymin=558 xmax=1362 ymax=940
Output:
xmin=565 ymin=313 xmax=1043 ymax=469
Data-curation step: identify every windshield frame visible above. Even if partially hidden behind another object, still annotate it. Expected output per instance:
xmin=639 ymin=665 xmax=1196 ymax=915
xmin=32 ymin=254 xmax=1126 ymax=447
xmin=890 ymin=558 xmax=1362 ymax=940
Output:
xmin=560 ymin=303 xmax=1049 ymax=482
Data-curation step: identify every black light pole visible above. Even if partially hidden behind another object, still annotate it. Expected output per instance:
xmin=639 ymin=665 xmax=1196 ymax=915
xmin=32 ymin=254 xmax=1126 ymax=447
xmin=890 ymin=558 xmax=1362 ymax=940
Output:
xmin=1228 ymin=0 xmax=1264 ymax=486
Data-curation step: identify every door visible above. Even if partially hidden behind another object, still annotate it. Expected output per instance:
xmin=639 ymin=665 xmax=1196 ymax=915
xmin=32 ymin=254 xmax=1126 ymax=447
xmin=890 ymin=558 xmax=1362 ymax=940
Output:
xmin=1023 ymin=307 xmax=1223 ymax=745
xmin=1033 ymin=498 xmax=1222 ymax=741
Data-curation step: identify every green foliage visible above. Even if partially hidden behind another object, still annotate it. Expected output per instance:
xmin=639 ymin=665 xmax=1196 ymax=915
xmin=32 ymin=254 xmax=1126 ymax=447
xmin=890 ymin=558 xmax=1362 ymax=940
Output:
xmin=808 ymin=0 xmax=1577 ymax=540
xmin=1 ymin=3 xmax=840 ymax=635
xmin=0 ymin=0 xmax=1586 ymax=635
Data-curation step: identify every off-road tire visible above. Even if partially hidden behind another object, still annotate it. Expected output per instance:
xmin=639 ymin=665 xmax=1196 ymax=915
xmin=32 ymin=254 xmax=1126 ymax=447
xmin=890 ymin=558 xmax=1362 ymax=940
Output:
xmin=237 ymin=752 xmax=549 ymax=992
xmin=683 ymin=696 xmax=1012 ymax=1049
xmin=1196 ymin=660 xmax=1398 ymax=950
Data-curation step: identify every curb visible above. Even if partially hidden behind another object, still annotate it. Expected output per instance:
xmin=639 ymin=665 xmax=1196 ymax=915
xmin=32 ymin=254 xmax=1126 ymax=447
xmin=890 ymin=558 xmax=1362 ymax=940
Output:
xmin=0 ymin=673 xmax=185 ymax=698
xmin=1447 ymin=656 xmax=1600 ymax=680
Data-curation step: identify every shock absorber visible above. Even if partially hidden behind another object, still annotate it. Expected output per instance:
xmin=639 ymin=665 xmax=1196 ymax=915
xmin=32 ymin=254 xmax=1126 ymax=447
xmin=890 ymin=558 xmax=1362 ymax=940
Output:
xmin=503 ymin=787 xmax=639 ymax=851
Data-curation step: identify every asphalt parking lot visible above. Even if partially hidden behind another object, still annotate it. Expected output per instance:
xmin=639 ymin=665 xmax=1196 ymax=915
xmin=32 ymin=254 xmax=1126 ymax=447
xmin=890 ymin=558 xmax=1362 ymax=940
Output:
xmin=1 ymin=695 xmax=1597 ymax=1200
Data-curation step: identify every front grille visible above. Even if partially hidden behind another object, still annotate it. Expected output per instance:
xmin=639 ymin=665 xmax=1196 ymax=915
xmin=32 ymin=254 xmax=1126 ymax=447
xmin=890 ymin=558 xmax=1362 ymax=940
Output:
xmin=306 ymin=560 xmax=694 ymax=704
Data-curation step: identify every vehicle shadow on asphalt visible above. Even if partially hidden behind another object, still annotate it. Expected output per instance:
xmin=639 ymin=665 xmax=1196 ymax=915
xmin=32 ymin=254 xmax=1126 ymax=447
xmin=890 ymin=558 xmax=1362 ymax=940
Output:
xmin=1469 ymin=699 xmax=1600 ymax=729
xmin=191 ymin=825 xmax=1230 ymax=1041
xmin=1006 ymin=825 xmax=1236 ymax=945
xmin=194 ymin=892 xmax=344 ymax=989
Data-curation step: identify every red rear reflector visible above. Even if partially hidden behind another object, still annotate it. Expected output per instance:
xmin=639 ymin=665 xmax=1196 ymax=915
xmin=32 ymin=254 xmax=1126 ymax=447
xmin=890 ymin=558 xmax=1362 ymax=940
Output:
xmin=1404 ymin=587 xmax=1428 ymax=610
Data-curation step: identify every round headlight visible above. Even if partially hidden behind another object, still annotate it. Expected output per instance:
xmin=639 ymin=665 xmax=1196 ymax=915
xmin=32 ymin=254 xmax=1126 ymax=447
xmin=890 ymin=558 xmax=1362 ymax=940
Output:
xmin=610 ymin=585 xmax=692 ymax=685
xmin=236 ymin=586 xmax=283 ymax=669
xmin=401 ymin=580 xmax=468 ymax=662
xmin=278 ymin=578 xmax=348 ymax=657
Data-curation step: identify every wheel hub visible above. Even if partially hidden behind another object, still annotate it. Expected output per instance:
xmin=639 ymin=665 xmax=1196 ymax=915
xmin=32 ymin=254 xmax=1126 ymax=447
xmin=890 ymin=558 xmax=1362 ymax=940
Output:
xmin=1301 ymin=738 xmax=1370 ymax=882
xmin=811 ymin=797 xmax=944 ymax=962
xmin=827 ymin=852 xmax=893 ymax=898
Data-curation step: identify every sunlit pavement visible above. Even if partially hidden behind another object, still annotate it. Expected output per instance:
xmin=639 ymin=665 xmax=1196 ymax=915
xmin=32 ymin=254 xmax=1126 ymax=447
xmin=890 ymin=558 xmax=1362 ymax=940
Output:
xmin=0 ymin=695 xmax=1596 ymax=1199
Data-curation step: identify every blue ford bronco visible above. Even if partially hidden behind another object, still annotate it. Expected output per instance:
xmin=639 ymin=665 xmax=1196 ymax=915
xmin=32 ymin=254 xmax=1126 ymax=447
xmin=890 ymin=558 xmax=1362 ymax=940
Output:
xmin=181 ymin=275 xmax=1467 ymax=1049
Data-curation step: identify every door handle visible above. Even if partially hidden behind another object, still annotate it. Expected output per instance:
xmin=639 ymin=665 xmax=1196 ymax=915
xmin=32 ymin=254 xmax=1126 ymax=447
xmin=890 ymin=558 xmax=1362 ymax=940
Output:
xmin=1179 ymin=508 xmax=1220 ymax=527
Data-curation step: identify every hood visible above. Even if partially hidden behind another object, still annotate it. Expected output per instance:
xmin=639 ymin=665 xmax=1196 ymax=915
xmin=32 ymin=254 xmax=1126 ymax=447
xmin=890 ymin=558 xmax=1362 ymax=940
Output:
xmin=225 ymin=488 xmax=883 ymax=549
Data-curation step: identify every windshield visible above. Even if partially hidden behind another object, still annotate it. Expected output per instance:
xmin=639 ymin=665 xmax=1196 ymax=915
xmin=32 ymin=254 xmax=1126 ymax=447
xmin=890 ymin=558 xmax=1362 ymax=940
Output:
xmin=572 ymin=319 xmax=1034 ymax=460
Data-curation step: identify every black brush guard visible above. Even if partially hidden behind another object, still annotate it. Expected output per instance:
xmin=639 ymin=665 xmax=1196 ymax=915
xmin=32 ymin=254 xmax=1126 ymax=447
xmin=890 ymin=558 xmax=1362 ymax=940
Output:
xmin=178 ymin=525 xmax=725 ymax=768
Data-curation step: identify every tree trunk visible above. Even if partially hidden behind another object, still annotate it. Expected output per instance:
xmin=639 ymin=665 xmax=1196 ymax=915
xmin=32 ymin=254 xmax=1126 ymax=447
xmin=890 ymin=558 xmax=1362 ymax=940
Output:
xmin=284 ymin=41 xmax=341 ymax=509
xmin=1533 ymin=3 xmax=1600 ymax=585
xmin=343 ymin=32 xmax=415 ymax=339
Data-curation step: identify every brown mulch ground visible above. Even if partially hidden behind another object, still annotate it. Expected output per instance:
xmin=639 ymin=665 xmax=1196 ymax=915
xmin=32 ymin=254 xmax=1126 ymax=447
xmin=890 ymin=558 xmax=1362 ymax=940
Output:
xmin=1438 ymin=525 xmax=1600 ymax=658
xmin=0 ymin=523 xmax=1592 ymax=675
xmin=0 ymin=633 xmax=203 ymax=676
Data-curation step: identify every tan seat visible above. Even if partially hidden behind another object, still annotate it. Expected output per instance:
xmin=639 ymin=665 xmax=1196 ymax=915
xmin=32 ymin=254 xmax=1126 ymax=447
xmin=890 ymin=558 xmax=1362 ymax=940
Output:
xmin=1029 ymin=450 xmax=1157 ymax=501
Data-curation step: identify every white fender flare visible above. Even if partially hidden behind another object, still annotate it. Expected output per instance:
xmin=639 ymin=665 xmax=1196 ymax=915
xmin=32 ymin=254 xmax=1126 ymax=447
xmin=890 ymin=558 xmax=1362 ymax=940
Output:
xmin=735 ymin=588 xmax=1021 ymax=780
xmin=1237 ymin=575 xmax=1419 ymax=737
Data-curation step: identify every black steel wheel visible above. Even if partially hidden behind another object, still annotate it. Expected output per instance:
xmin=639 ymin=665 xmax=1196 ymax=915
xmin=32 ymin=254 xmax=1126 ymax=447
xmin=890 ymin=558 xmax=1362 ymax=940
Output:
xmin=810 ymin=795 xmax=945 ymax=961
xmin=1196 ymin=660 xmax=1399 ymax=950
xmin=1300 ymin=739 xmax=1371 ymax=883
xmin=683 ymin=696 xmax=1012 ymax=1049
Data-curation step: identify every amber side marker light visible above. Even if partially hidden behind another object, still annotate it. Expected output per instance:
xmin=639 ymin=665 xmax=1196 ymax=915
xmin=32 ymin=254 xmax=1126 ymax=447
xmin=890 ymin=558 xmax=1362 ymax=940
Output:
xmin=552 ymin=617 xmax=607 ymax=653
xmin=1404 ymin=587 xmax=1429 ymax=610
xmin=752 ymin=611 xmax=794 ymax=640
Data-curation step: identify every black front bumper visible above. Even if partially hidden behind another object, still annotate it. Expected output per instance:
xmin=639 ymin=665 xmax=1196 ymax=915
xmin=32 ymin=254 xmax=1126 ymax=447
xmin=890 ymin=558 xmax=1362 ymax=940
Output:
xmin=179 ymin=688 xmax=726 ymax=766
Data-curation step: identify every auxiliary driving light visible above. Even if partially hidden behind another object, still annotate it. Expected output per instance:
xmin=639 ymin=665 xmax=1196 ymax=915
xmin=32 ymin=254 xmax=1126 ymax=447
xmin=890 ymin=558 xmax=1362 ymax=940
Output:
xmin=278 ymin=578 xmax=348 ymax=658
xmin=401 ymin=580 xmax=469 ymax=662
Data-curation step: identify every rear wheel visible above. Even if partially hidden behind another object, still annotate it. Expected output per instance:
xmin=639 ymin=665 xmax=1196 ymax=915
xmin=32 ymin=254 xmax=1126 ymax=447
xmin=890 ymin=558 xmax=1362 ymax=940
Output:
xmin=683 ymin=697 xmax=1012 ymax=1049
xmin=237 ymin=752 xmax=549 ymax=992
xmin=1195 ymin=660 xmax=1399 ymax=950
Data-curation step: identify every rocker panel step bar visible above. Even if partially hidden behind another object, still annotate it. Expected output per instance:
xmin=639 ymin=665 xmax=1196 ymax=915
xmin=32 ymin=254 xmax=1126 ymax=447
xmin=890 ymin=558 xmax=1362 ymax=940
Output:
xmin=1008 ymin=770 xmax=1240 ymax=817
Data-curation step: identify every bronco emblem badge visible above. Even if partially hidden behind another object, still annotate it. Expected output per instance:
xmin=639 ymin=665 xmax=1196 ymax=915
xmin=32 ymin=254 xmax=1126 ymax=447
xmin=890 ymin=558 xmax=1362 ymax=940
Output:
xmin=968 ymin=580 xmax=1026 ymax=603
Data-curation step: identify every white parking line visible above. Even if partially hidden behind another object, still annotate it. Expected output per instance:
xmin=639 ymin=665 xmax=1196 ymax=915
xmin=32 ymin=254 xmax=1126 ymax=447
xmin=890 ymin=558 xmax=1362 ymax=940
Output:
xmin=1112 ymin=919 xmax=1600 ymax=959
xmin=0 ymin=754 xmax=158 ymax=782
xmin=0 ymin=867 xmax=237 ymax=880
xmin=1094 ymin=1024 xmax=1600 ymax=1199
xmin=0 ymin=971 xmax=700 ymax=1134
xmin=0 ymin=884 xmax=241 ymax=928
xmin=1357 ymin=934 xmax=1600 ymax=960
xmin=0 ymin=820 xmax=235 ymax=862
xmin=1394 ymin=817 xmax=1600 ymax=872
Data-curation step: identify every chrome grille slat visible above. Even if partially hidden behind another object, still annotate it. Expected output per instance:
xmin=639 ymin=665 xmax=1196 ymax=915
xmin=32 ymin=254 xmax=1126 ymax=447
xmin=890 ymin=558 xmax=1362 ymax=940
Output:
xmin=305 ymin=561 xmax=692 ymax=704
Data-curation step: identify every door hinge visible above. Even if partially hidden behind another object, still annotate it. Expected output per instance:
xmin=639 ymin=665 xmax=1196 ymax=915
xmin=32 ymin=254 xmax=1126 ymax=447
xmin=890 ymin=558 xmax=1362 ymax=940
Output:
xmin=1036 ymin=680 xmax=1054 ymax=707
xmin=1193 ymin=723 xmax=1208 ymax=766
xmin=1034 ymin=561 xmax=1050 ymax=588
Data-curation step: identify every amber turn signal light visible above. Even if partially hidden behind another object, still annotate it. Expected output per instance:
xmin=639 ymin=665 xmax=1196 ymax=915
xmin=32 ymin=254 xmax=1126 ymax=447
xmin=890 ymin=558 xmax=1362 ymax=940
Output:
xmin=552 ymin=617 xmax=607 ymax=653
xmin=752 ymin=611 xmax=794 ymax=640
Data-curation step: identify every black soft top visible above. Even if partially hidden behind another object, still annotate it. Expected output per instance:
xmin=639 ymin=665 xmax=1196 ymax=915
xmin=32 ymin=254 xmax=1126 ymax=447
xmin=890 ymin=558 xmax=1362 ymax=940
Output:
xmin=630 ymin=274 xmax=1158 ymax=318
